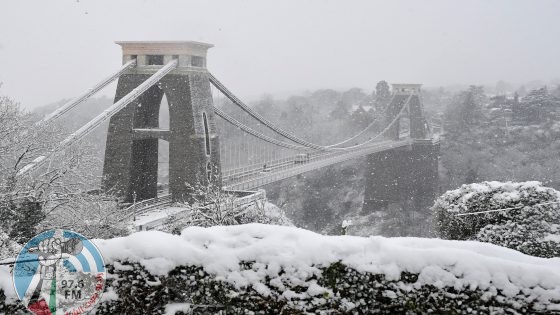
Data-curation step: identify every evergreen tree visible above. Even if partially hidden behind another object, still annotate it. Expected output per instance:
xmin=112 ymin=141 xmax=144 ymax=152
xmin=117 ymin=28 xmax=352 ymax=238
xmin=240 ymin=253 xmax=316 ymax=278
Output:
xmin=552 ymin=86 xmax=560 ymax=119
xmin=7 ymin=199 xmax=45 ymax=244
xmin=465 ymin=167 xmax=478 ymax=184
xmin=253 ymin=94 xmax=275 ymax=116
xmin=552 ymin=85 xmax=560 ymax=98
xmin=286 ymin=96 xmax=313 ymax=135
xmin=349 ymin=106 xmax=373 ymax=131
xmin=341 ymin=88 xmax=366 ymax=107
xmin=457 ymin=85 xmax=485 ymax=130
xmin=329 ymin=100 xmax=349 ymax=120
xmin=516 ymin=85 xmax=527 ymax=97
xmin=374 ymin=81 xmax=391 ymax=113
xmin=520 ymin=87 xmax=552 ymax=124
xmin=511 ymin=92 xmax=521 ymax=122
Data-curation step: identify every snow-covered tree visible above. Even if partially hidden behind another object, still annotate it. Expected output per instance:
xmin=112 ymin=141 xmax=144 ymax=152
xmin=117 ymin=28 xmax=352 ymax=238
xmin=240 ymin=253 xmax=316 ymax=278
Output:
xmin=341 ymin=87 xmax=367 ymax=107
xmin=0 ymin=90 xmax=103 ymax=243
xmin=374 ymin=80 xmax=391 ymax=113
xmin=0 ymin=94 xmax=49 ymax=243
xmin=519 ymin=87 xmax=553 ymax=124
xmin=444 ymin=85 xmax=486 ymax=133
xmin=38 ymin=193 xmax=127 ymax=239
xmin=163 ymin=178 xmax=291 ymax=234
xmin=432 ymin=181 xmax=560 ymax=257
xmin=349 ymin=105 xmax=372 ymax=130
xmin=552 ymin=85 xmax=560 ymax=99
xmin=459 ymin=85 xmax=485 ymax=129
xmin=329 ymin=100 xmax=349 ymax=120
xmin=0 ymin=231 xmax=21 ymax=260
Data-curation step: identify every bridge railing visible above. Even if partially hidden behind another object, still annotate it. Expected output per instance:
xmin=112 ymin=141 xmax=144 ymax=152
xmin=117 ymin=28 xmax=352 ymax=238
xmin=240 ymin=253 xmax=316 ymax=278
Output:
xmin=224 ymin=139 xmax=413 ymax=191
xmin=118 ymin=194 xmax=173 ymax=222
xmin=230 ymin=189 xmax=267 ymax=208
xmin=134 ymin=189 xmax=267 ymax=232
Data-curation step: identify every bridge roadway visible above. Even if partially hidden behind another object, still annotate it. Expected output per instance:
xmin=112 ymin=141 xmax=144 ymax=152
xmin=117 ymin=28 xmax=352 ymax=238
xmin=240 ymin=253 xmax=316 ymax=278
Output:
xmin=221 ymin=129 xmax=413 ymax=182
xmin=118 ymin=137 xmax=419 ymax=223
xmin=223 ymin=138 xmax=414 ymax=191
xmin=119 ymin=138 xmax=416 ymax=225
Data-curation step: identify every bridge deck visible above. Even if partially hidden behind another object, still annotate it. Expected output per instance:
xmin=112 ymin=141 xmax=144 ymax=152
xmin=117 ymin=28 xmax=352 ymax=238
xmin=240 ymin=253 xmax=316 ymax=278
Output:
xmin=223 ymin=139 xmax=413 ymax=191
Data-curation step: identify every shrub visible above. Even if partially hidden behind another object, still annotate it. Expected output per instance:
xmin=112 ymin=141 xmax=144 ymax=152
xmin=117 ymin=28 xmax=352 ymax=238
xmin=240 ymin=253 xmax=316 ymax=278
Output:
xmin=91 ymin=261 xmax=557 ymax=314
xmin=432 ymin=181 xmax=560 ymax=257
xmin=162 ymin=186 xmax=291 ymax=234
xmin=2 ymin=224 xmax=559 ymax=314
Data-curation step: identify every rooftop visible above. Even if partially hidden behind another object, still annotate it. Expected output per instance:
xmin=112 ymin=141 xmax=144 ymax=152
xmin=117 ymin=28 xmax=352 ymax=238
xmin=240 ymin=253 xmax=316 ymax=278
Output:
xmin=115 ymin=41 xmax=214 ymax=56
xmin=391 ymin=83 xmax=423 ymax=88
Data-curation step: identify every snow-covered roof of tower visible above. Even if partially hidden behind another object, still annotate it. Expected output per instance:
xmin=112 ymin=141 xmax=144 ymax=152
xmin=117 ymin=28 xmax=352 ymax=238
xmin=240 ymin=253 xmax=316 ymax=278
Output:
xmin=392 ymin=83 xmax=422 ymax=95
xmin=115 ymin=41 xmax=213 ymax=56
xmin=392 ymin=83 xmax=422 ymax=88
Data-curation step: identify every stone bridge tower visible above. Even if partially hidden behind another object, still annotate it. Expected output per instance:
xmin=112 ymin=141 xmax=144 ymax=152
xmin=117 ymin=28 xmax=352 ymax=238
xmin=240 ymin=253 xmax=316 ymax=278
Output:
xmin=102 ymin=41 xmax=221 ymax=203
xmin=363 ymin=84 xmax=439 ymax=215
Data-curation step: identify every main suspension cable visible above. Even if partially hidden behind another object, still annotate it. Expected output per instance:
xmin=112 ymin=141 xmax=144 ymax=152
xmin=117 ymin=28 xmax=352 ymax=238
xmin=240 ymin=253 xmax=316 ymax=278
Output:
xmin=326 ymin=94 xmax=396 ymax=148
xmin=17 ymin=60 xmax=178 ymax=176
xmin=210 ymin=72 xmax=414 ymax=152
xmin=209 ymin=72 xmax=328 ymax=150
xmin=338 ymin=93 xmax=413 ymax=150
xmin=214 ymin=106 xmax=306 ymax=150
xmin=37 ymin=59 xmax=137 ymax=128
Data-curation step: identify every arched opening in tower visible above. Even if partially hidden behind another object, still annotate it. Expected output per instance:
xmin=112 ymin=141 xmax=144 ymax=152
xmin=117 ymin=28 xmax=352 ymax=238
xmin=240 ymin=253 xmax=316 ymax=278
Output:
xmin=158 ymin=94 xmax=170 ymax=194
xmin=202 ymin=112 xmax=211 ymax=156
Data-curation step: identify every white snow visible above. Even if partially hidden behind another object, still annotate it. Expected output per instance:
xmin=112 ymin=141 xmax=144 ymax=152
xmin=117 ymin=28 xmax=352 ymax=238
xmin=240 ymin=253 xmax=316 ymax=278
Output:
xmin=2 ymin=224 xmax=560 ymax=306
xmin=544 ymin=234 xmax=560 ymax=243
xmin=133 ymin=206 xmax=188 ymax=227
xmin=132 ymin=201 xmax=292 ymax=232
xmin=97 ymin=224 xmax=560 ymax=300
xmin=164 ymin=303 xmax=191 ymax=315
xmin=0 ymin=265 xmax=17 ymax=303
xmin=262 ymin=202 xmax=294 ymax=226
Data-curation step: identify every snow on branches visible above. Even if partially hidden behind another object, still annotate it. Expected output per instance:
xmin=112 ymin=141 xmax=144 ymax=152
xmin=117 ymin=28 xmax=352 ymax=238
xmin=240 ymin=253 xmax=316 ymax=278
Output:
xmin=0 ymin=91 xmax=108 ymax=243
xmin=0 ymin=231 xmax=20 ymax=261
xmin=432 ymin=181 xmax=560 ymax=257
xmin=11 ymin=224 xmax=560 ymax=313
xmin=162 ymin=181 xmax=292 ymax=234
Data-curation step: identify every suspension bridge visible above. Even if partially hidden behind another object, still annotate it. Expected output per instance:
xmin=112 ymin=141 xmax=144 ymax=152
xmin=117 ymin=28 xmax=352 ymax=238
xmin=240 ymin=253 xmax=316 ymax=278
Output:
xmin=19 ymin=41 xmax=440 ymax=224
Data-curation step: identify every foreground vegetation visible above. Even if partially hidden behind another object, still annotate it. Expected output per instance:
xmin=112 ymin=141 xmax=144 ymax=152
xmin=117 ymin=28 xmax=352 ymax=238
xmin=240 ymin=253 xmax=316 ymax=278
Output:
xmin=2 ymin=224 xmax=559 ymax=314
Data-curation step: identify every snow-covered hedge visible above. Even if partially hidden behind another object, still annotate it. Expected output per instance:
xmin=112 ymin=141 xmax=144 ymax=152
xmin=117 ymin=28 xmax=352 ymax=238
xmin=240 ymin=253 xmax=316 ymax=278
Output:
xmin=433 ymin=181 xmax=560 ymax=258
xmin=3 ymin=224 xmax=560 ymax=314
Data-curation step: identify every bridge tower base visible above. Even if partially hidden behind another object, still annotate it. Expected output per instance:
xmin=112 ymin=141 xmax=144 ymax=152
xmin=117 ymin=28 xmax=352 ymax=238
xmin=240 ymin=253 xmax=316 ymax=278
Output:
xmin=362 ymin=141 xmax=439 ymax=214
xmin=363 ymin=83 xmax=439 ymax=214
xmin=102 ymin=41 xmax=221 ymax=203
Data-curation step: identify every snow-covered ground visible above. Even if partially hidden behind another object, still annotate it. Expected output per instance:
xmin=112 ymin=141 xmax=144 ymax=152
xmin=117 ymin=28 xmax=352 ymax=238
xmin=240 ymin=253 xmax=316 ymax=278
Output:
xmin=132 ymin=206 xmax=190 ymax=231
xmin=3 ymin=224 xmax=559 ymax=308
xmin=131 ymin=201 xmax=292 ymax=232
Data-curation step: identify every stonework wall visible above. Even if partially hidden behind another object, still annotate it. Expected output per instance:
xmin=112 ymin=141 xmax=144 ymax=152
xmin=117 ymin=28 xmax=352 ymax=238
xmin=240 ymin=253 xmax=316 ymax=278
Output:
xmin=363 ymin=142 xmax=439 ymax=213
xmin=385 ymin=94 xmax=428 ymax=140
xmin=102 ymin=74 xmax=157 ymax=202
xmin=102 ymin=72 xmax=221 ymax=203
xmin=367 ymin=89 xmax=437 ymax=214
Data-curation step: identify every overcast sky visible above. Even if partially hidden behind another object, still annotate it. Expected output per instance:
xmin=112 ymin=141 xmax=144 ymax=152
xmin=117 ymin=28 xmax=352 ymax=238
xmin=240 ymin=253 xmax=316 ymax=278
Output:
xmin=0 ymin=0 xmax=559 ymax=109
